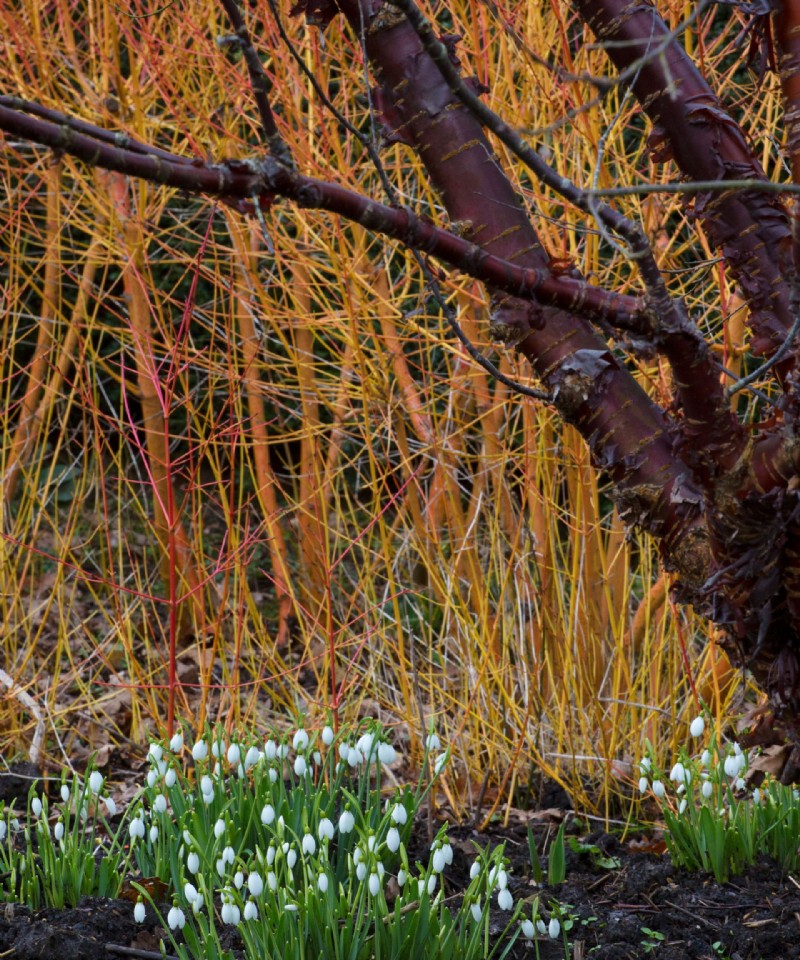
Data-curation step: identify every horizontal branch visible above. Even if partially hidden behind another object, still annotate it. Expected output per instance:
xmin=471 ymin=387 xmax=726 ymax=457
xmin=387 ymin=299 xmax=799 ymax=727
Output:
xmin=0 ymin=100 xmax=643 ymax=327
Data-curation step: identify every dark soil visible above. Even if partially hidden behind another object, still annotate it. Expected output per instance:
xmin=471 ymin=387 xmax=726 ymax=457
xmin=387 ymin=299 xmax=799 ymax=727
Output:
xmin=3 ymin=814 xmax=798 ymax=960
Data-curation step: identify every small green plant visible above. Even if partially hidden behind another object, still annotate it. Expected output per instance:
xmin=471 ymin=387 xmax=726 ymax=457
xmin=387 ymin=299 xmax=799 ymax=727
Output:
xmin=639 ymin=713 xmax=800 ymax=882
xmin=547 ymin=820 xmax=567 ymax=885
xmin=566 ymin=835 xmax=621 ymax=871
xmin=640 ymin=926 xmax=665 ymax=952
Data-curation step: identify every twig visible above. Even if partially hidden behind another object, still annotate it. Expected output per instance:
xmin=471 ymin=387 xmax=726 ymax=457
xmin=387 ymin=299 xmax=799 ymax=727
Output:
xmin=0 ymin=669 xmax=44 ymax=767
xmin=106 ymin=944 xmax=180 ymax=960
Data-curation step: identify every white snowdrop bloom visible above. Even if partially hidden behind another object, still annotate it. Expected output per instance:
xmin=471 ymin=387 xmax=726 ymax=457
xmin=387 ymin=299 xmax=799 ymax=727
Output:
xmin=549 ymin=918 xmax=561 ymax=939
xmin=378 ymin=742 xmax=397 ymax=765
xmin=377 ymin=862 xmax=385 ymax=878
xmin=498 ymin=888 xmax=513 ymax=911
xmin=89 ymin=771 xmax=104 ymax=794
xmin=386 ymin=827 xmax=401 ymax=853
xmin=432 ymin=848 xmax=446 ymax=873
xmin=211 ymin=740 xmax=224 ymax=759
xmin=347 ymin=748 xmax=363 ymax=768
xmin=426 ymin=732 xmax=441 ymax=751
xmin=339 ymin=810 xmax=355 ymax=834
xmin=267 ymin=872 xmax=277 ymax=891
xmin=318 ymin=818 xmax=334 ymax=841
xmin=163 ymin=768 xmax=176 ymax=789
xmin=690 ymin=716 xmax=706 ymax=738
xmin=434 ymin=753 xmax=448 ymax=776
xmin=200 ymin=775 xmax=213 ymax=795
xmin=496 ymin=870 xmax=508 ymax=890
xmin=294 ymin=756 xmax=307 ymax=777
xmin=223 ymin=845 xmax=235 ymax=865
xmin=248 ymin=871 xmax=264 ymax=897
xmin=214 ymin=819 xmax=226 ymax=839
xmin=282 ymin=842 xmax=290 ymax=854
xmin=442 ymin=843 xmax=453 ymax=866
xmin=134 ymin=902 xmax=145 ymax=923
xmin=277 ymin=744 xmax=290 ymax=760
xmin=187 ymin=852 xmax=200 ymax=874
xmin=367 ymin=835 xmax=377 ymax=853
xmin=60 ymin=785 xmax=70 ymax=804
xmin=146 ymin=770 xmax=157 ymax=789
xmin=266 ymin=846 xmax=276 ymax=866
xmin=264 ymin=740 xmax=277 ymax=761
xmin=357 ymin=732 xmax=375 ymax=760
xmin=733 ymin=742 xmax=743 ymax=756
xmin=287 ymin=849 xmax=298 ymax=869
xmin=261 ymin=804 xmax=276 ymax=826
xmin=338 ymin=743 xmax=352 ymax=761
xmin=391 ymin=803 xmax=408 ymax=825
xmin=471 ymin=903 xmax=482 ymax=923
xmin=753 ymin=788 xmax=762 ymax=805
xmin=638 ymin=776 xmax=649 ymax=793
xmin=54 ymin=821 xmax=64 ymax=841
xmin=317 ymin=873 xmax=329 ymax=893
xmin=678 ymin=799 xmax=688 ymax=815
xmin=537 ymin=920 xmax=547 ymax=935
xmin=167 ymin=906 xmax=186 ymax=930
xmin=469 ymin=861 xmax=480 ymax=880
xmin=148 ymin=744 xmax=163 ymax=764
xmin=104 ymin=796 xmax=117 ymax=817
xmin=231 ymin=871 xmax=242 ymax=890
xmin=243 ymin=900 xmax=258 ymax=921
xmin=669 ymin=762 xmax=690 ymax=785
xmin=356 ymin=862 xmax=367 ymax=881
xmin=169 ymin=732 xmax=184 ymax=753
xmin=268 ymin=768 xmax=278 ymax=783
xmin=154 ymin=794 xmax=168 ymax=813
xmin=149 ymin=825 xmax=159 ymax=843
xmin=192 ymin=740 xmax=208 ymax=762
xmin=213 ymin=762 xmax=221 ymax=777
xmin=244 ymin=746 xmax=261 ymax=770
xmin=353 ymin=847 xmax=362 ymax=866
xmin=702 ymin=780 xmax=713 ymax=799
xmin=285 ymin=904 xmax=298 ymax=912
xmin=521 ymin=918 xmax=535 ymax=939
xmin=724 ymin=754 xmax=742 ymax=778
xmin=639 ymin=757 xmax=651 ymax=773
xmin=184 ymin=882 xmax=198 ymax=902
xmin=397 ymin=869 xmax=407 ymax=887
xmin=202 ymin=790 xmax=214 ymax=806
xmin=129 ymin=818 xmax=145 ymax=840
xmin=302 ymin=833 xmax=316 ymax=856
xmin=220 ymin=903 xmax=236 ymax=925
xmin=293 ymin=729 xmax=309 ymax=752
xmin=226 ymin=744 xmax=241 ymax=766
xmin=700 ymin=750 xmax=711 ymax=767
xmin=736 ymin=778 xmax=745 ymax=791
xmin=368 ymin=872 xmax=381 ymax=896
xmin=651 ymin=780 xmax=666 ymax=798
xmin=191 ymin=894 xmax=204 ymax=915
xmin=31 ymin=798 xmax=42 ymax=818
xmin=216 ymin=859 xmax=226 ymax=876
xmin=322 ymin=726 xmax=334 ymax=746
xmin=427 ymin=875 xmax=437 ymax=895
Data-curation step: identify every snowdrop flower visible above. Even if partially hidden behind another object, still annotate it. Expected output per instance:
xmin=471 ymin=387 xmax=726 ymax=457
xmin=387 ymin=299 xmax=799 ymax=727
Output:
xmin=221 ymin=903 xmax=240 ymax=925
xmin=154 ymin=794 xmax=167 ymax=813
xmin=214 ymin=819 xmax=226 ymax=839
xmin=397 ymin=869 xmax=407 ymax=887
xmin=537 ymin=920 xmax=547 ymax=935
xmin=216 ymin=858 xmax=225 ymax=876
xmin=31 ymin=797 xmax=42 ymax=818
xmin=339 ymin=810 xmax=355 ymax=834
xmin=134 ymin=901 xmax=145 ymax=923
xmin=148 ymin=744 xmax=163 ymax=764
xmin=191 ymin=740 xmax=208 ymax=762
xmin=302 ymin=833 xmax=316 ymax=856
xmin=202 ymin=790 xmax=214 ymax=806
xmin=222 ymin=845 xmax=235 ymax=865
xmin=733 ymin=742 xmax=743 ymax=756
xmin=244 ymin=900 xmax=258 ymax=921
xmin=497 ymin=888 xmax=513 ymax=910
xmin=638 ymin=776 xmax=649 ymax=793
xmin=264 ymin=740 xmax=277 ymax=761
xmin=267 ymin=871 xmax=277 ymax=891
xmin=191 ymin=894 xmax=204 ymax=915
xmin=129 ymin=817 xmax=145 ymax=840
xmin=639 ymin=757 xmax=651 ymax=773
xmin=700 ymin=749 xmax=711 ymax=767
xmin=89 ymin=771 xmax=104 ymax=794
xmin=549 ymin=917 xmax=561 ymax=939
xmin=427 ymin=875 xmax=437 ymax=894
xmin=724 ymin=754 xmax=743 ymax=778
xmin=248 ymin=871 xmax=263 ymax=897
xmin=104 ymin=796 xmax=117 ymax=816
xmin=339 ymin=742 xmax=352 ymax=761
xmin=200 ymin=775 xmax=213 ymax=796
xmin=169 ymin=732 xmax=184 ymax=753
xmin=322 ymin=726 xmax=334 ymax=746
xmin=470 ymin=861 xmax=480 ymax=880
xmin=347 ymin=747 xmax=363 ymax=768
xmin=368 ymin=872 xmax=380 ymax=896
xmin=753 ymin=788 xmax=762 ymax=805
xmin=317 ymin=872 xmax=329 ymax=893
xmin=386 ymin=827 xmax=401 ymax=853
xmin=356 ymin=862 xmax=367 ymax=881
xmin=294 ymin=756 xmax=307 ymax=777
xmin=378 ymin=742 xmax=397 ymax=765
xmin=261 ymin=804 xmax=276 ymax=825
xmin=167 ymin=906 xmax=186 ymax=930
xmin=268 ymin=768 xmax=278 ymax=783
xmin=391 ymin=803 xmax=408 ymax=825
xmin=184 ymin=882 xmax=198 ymax=902
xmin=736 ymin=778 xmax=746 ymax=790
xmin=318 ymin=818 xmax=334 ymax=841
xmin=690 ymin=716 xmax=705 ymax=738
xmin=146 ymin=770 xmax=157 ymax=789
xmin=434 ymin=753 xmax=448 ymax=776
xmin=432 ymin=847 xmax=446 ymax=873
xmin=211 ymin=740 xmax=224 ymax=759
xmin=669 ymin=762 xmax=690 ymax=785
xmin=471 ymin=903 xmax=482 ymax=922
xmin=149 ymin=825 xmax=159 ymax=843
xmin=651 ymin=780 xmax=665 ymax=798
xmin=187 ymin=852 xmax=200 ymax=874
xmin=244 ymin=746 xmax=260 ymax=770
xmin=60 ymin=785 xmax=70 ymax=804
xmin=426 ymin=731 xmax=441 ymax=751
xmin=293 ymin=729 xmax=309 ymax=752
xmin=702 ymin=780 xmax=713 ymax=799
xmin=357 ymin=732 xmax=375 ymax=760
xmin=277 ymin=743 xmax=290 ymax=760
xmin=226 ymin=743 xmax=240 ymax=766
xmin=54 ymin=821 xmax=64 ymax=841
xmin=678 ymin=799 xmax=688 ymax=815
xmin=287 ymin=848 xmax=297 ymax=869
